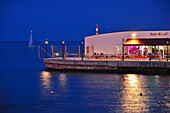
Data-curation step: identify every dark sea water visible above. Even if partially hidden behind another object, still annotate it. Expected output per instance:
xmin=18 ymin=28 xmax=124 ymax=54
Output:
xmin=0 ymin=41 xmax=169 ymax=113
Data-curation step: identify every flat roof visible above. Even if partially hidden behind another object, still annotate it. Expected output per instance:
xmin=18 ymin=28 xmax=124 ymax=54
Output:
xmin=85 ymin=30 xmax=170 ymax=38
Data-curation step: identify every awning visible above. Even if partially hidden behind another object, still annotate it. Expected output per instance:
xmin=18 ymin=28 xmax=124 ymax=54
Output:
xmin=123 ymin=38 xmax=170 ymax=46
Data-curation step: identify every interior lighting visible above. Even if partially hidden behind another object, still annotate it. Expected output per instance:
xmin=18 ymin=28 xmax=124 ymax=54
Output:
xmin=132 ymin=33 xmax=136 ymax=37
xmin=124 ymin=39 xmax=140 ymax=45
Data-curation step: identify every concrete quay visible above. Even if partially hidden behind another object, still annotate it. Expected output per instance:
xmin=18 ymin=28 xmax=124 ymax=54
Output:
xmin=44 ymin=58 xmax=170 ymax=74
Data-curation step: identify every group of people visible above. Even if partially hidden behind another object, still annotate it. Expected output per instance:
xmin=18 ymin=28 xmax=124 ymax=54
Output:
xmin=148 ymin=50 xmax=162 ymax=61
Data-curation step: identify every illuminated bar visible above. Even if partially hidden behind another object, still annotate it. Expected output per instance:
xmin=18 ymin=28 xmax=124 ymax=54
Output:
xmin=85 ymin=30 xmax=170 ymax=60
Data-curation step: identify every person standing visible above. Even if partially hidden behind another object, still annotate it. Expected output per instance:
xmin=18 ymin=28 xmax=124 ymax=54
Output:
xmin=158 ymin=50 xmax=162 ymax=61
xmin=149 ymin=53 xmax=152 ymax=61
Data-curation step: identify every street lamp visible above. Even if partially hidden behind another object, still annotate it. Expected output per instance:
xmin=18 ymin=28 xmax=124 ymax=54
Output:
xmin=45 ymin=38 xmax=48 ymax=58
xmin=62 ymin=39 xmax=65 ymax=60
xmin=81 ymin=39 xmax=84 ymax=60
xmin=167 ymin=38 xmax=169 ymax=61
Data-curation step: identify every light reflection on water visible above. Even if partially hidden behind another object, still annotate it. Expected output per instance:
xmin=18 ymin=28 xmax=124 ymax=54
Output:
xmin=40 ymin=71 xmax=52 ymax=97
xmin=120 ymin=74 xmax=149 ymax=112
xmin=40 ymin=71 xmax=52 ymax=89
xmin=59 ymin=73 xmax=67 ymax=89
xmin=1 ymin=42 xmax=169 ymax=112
xmin=39 ymin=72 xmax=170 ymax=112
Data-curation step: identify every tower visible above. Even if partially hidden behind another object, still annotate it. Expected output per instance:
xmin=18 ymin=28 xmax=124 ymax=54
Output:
xmin=96 ymin=24 xmax=98 ymax=35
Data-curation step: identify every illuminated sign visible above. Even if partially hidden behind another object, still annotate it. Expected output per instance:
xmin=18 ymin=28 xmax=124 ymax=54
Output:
xmin=150 ymin=32 xmax=168 ymax=36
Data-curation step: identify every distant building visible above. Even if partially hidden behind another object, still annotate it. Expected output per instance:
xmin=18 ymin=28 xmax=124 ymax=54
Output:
xmin=85 ymin=30 xmax=170 ymax=58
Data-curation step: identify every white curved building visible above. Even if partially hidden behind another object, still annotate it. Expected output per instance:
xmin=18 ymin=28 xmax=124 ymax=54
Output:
xmin=85 ymin=30 xmax=170 ymax=58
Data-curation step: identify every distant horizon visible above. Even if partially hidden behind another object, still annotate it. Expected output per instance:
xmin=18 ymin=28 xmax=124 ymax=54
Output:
xmin=1 ymin=29 xmax=170 ymax=41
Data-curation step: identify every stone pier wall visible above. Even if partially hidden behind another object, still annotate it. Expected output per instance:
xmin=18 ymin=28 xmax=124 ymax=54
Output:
xmin=44 ymin=58 xmax=170 ymax=74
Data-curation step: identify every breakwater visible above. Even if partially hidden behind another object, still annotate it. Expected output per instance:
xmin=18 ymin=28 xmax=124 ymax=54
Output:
xmin=44 ymin=58 xmax=170 ymax=74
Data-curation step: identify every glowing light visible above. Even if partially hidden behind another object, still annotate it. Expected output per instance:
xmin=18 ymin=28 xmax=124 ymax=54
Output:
xmin=45 ymin=41 xmax=48 ymax=44
xmin=56 ymin=53 xmax=59 ymax=56
xmin=124 ymin=39 xmax=140 ymax=45
xmin=62 ymin=41 xmax=65 ymax=44
xmin=132 ymin=33 xmax=136 ymax=37
xmin=45 ymin=38 xmax=48 ymax=44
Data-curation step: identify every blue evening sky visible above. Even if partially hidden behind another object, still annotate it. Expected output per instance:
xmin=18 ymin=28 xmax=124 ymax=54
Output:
xmin=0 ymin=0 xmax=170 ymax=41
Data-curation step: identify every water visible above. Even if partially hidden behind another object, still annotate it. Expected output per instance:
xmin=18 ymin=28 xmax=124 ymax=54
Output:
xmin=0 ymin=41 xmax=169 ymax=113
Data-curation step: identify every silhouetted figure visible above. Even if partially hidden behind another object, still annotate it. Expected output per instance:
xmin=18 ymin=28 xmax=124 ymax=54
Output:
xmin=149 ymin=53 xmax=153 ymax=61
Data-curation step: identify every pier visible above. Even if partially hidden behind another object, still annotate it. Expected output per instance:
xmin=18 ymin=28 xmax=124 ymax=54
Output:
xmin=44 ymin=58 xmax=170 ymax=74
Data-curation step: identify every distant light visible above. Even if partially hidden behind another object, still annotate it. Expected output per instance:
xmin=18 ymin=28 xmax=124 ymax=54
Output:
xmin=56 ymin=53 xmax=59 ymax=56
xmin=62 ymin=41 xmax=64 ymax=44
xmin=45 ymin=38 xmax=48 ymax=44
xmin=132 ymin=33 xmax=136 ymax=37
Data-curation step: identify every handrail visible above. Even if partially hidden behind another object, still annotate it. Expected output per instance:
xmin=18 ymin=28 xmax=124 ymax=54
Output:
xmin=38 ymin=46 xmax=52 ymax=59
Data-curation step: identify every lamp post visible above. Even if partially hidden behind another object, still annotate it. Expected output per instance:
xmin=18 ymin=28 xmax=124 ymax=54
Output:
xmin=62 ymin=39 xmax=65 ymax=60
xmin=122 ymin=38 xmax=124 ymax=61
xmin=167 ymin=38 xmax=169 ymax=61
xmin=81 ymin=39 xmax=84 ymax=60
xmin=45 ymin=38 xmax=48 ymax=58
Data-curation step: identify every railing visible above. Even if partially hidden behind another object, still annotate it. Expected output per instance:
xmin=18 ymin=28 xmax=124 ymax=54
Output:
xmin=38 ymin=45 xmax=81 ymax=59
xmin=84 ymin=54 xmax=169 ymax=61
xmin=38 ymin=46 xmax=52 ymax=59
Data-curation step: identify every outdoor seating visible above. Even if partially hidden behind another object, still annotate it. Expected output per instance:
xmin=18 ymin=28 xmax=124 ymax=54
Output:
xmin=126 ymin=56 xmax=130 ymax=58
xmin=146 ymin=55 xmax=149 ymax=58
xmin=117 ymin=56 xmax=121 ymax=59
xmin=134 ymin=55 xmax=138 ymax=58
xmin=138 ymin=56 xmax=142 ymax=58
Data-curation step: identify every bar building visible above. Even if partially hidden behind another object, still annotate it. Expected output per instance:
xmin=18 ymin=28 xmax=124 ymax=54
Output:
xmin=85 ymin=30 xmax=170 ymax=58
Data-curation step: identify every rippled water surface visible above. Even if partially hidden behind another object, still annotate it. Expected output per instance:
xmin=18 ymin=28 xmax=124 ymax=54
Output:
xmin=0 ymin=42 xmax=169 ymax=113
